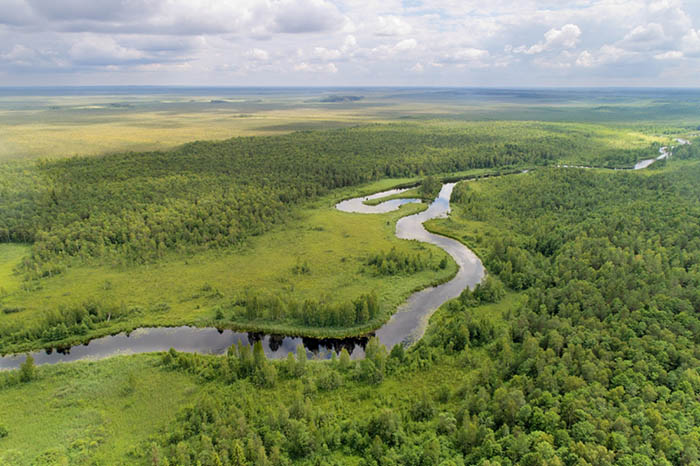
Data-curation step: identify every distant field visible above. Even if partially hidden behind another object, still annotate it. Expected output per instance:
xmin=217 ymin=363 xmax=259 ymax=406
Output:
xmin=0 ymin=87 xmax=697 ymax=160
xmin=0 ymin=103 xmax=376 ymax=160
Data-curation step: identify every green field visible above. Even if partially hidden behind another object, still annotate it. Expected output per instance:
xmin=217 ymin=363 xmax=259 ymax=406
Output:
xmin=1 ymin=88 xmax=696 ymax=161
xmin=0 ymin=355 xmax=199 ymax=464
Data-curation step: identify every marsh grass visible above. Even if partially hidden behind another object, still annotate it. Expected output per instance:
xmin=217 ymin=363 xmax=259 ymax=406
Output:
xmin=0 ymin=354 xmax=198 ymax=464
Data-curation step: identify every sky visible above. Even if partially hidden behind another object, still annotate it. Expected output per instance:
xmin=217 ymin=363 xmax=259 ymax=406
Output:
xmin=1 ymin=0 xmax=700 ymax=87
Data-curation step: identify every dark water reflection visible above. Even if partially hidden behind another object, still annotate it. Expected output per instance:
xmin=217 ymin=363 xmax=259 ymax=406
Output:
xmin=0 ymin=327 xmax=369 ymax=370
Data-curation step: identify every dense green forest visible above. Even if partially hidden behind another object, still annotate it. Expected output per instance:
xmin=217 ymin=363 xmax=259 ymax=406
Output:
xmin=0 ymin=122 xmax=661 ymax=280
xmin=131 ymin=159 xmax=700 ymax=466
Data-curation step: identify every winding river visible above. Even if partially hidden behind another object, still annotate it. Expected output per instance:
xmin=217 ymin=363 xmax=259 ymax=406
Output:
xmin=337 ymin=183 xmax=484 ymax=348
xmin=1 ymin=183 xmax=481 ymax=369
xmin=2 ymin=142 xmax=686 ymax=369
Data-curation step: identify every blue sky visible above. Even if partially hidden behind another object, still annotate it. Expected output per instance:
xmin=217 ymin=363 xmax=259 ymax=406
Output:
xmin=1 ymin=0 xmax=699 ymax=86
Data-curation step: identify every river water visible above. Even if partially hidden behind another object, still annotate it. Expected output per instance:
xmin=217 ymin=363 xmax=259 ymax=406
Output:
xmin=1 ymin=183 xmax=482 ymax=369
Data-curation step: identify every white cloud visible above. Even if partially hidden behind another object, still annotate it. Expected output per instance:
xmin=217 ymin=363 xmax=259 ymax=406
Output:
xmin=575 ymin=50 xmax=594 ymax=67
xmin=375 ymin=15 xmax=412 ymax=36
xmin=341 ymin=35 xmax=357 ymax=53
xmin=394 ymin=38 xmax=417 ymax=52
xmin=69 ymin=35 xmax=145 ymax=65
xmin=623 ymin=23 xmax=665 ymax=43
xmin=410 ymin=62 xmax=424 ymax=72
xmin=575 ymin=45 xmax=635 ymax=67
xmin=436 ymin=48 xmax=490 ymax=67
xmin=2 ymin=44 xmax=38 ymax=63
xmin=682 ymin=29 xmax=700 ymax=57
xmin=312 ymin=47 xmax=341 ymax=60
xmin=654 ymin=50 xmax=683 ymax=60
xmin=293 ymin=62 xmax=338 ymax=73
xmin=515 ymin=24 xmax=581 ymax=54
xmin=246 ymin=48 xmax=269 ymax=61
xmin=370 ymin=38 xmax=418 ymax=58
xmin=1 ymin=0 xmax=700 ymax=85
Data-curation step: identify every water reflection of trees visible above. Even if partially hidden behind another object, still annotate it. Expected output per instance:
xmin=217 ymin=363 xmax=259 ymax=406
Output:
xmin=243 ymin=331 xmax=372 ymax=357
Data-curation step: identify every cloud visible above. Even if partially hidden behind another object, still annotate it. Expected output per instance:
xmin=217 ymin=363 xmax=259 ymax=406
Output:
xmin=576 ymin=45 xmax=635 ymax=67
xmin=409 ymin=62 xmax=424 ymax=72
xmin=682 ymin=29 xmax=700 ymax=57
xmin=293 ymin=61 xmax=338 ymax=73
xmin=435 ymin=48 xmax=490 ymax=67
xmin=246 ymin=48 xmax=269 ymax=61
xmin=270 ymin=0 xmax=346 ymax=33
xmin=341 ymin=35 xmax=357 ymax=53
xmin=369 ymin=38 xmax=418 ymax=58
xmin=623 ymin=23 xmax=665 ymax=43
xmin=26 ymin=0 xmax=148 ymax=22
xmin=69 ymin=35 xmax=145 ymax=65
xmin=1 ymin=0 xmax=700 ymax=85
xmin=2 ymin=44 xmax=39 ymax=63
xmin=5 ymin=0 xmax=346 ymax=36
xmin=374 ymin=15 xmax=412 ymax=36
xmin=0 ymin=0 xmax=36 ymax=25
xmin=617 ymin=23 xmax=671 ymax=52
xmin=654 ymin=50 xmax=683 ymax=60
xmin=514 ymin=24 xmax=581 ymax=54
xmin=394 ymin=38 xmax=417 ymax=52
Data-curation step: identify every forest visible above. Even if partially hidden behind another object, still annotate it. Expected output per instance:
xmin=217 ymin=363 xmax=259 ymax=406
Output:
xmin=0 ymin=121 xmax=661 ymax=278
xmin=0 ymin=120 xmax=698 ymax=465
xmin=135 ymin=156 xmax=700 ymax=465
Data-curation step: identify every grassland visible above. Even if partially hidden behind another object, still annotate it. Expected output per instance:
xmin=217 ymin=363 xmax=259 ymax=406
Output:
xmin=0 ymin=118 xmax=688 ymax=354
xmin=1 ymin=110 xmax=699 ymax=464
xmin=1 ymin=87 xmax=696 ymax=161
xmin=0 ymin=244 xmax=28 ymax=297
xmin=0 ymin=354 xmax=199 ymax=465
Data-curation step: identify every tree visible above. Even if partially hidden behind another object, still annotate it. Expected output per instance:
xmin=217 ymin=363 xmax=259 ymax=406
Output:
xmin=338 ymin=348 xmax=352 ymax=371
xmin=19 ymin=354 xmax=36 ymax=383
xmin=253 ymin=340 xmax=266 ymax=369
xmin=421 ymin=175 xmax=441 ymax=198
xmin=230 ymin=440 xmax=247 ymax=466
xmin=295 ymin=344 xmax=307 ymax=376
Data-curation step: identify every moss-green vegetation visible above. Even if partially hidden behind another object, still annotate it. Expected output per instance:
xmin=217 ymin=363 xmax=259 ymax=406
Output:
xmin=0 ymin=354 xmax=198 ymax=465
xmin=146 ymin=156 xmax=700 ymax=465
xmin=0 ymin=243 xmax=28 ymax=297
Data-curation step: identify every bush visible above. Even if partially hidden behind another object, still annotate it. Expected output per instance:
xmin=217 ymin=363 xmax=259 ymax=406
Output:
xmin=19 ymin=355 xmax=36 ymax=383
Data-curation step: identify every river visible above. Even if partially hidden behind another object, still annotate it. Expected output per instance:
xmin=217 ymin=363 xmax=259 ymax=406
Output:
xmin=1 ymin=182 xmax=481 ymax=369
